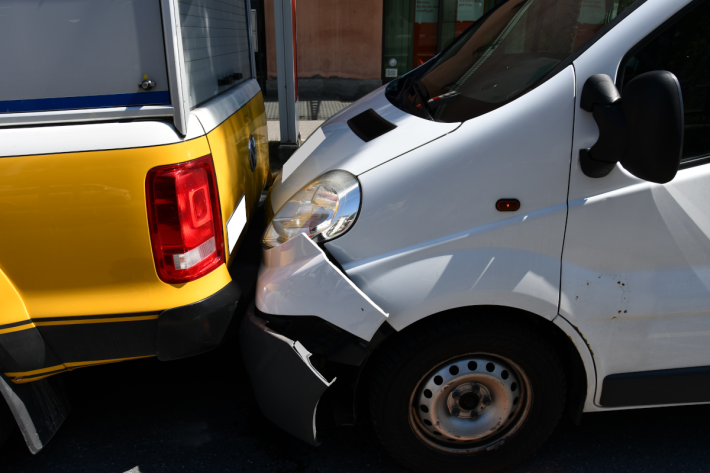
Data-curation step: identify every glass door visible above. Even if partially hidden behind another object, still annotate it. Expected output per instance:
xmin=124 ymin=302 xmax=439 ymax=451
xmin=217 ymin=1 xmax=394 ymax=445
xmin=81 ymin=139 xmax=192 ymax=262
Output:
xmin=383 ymin=0 xmax=415 ymax=80
xmin=440 ymin=0 xmax=494 ymax=50
xmin=413 ymin=0 xmax=440 ymax=68
xmin=383 ymin=0 xmax=497 ymax=80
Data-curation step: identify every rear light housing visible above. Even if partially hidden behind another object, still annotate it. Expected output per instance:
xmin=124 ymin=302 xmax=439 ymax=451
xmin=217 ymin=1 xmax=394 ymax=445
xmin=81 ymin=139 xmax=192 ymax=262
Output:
xmin=146 ymin=155 xmax=224 ymax=284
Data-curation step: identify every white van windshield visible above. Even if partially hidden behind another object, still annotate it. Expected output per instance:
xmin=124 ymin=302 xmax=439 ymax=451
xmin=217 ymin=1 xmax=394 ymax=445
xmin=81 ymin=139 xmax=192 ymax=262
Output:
xmin=386 ymin=0 xmax=641 ymax=122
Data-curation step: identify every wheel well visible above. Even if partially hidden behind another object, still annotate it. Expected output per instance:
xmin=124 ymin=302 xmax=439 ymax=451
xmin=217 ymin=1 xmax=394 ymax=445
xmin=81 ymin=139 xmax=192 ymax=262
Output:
xmin=354 ymin=305 xmax=588 ymax=426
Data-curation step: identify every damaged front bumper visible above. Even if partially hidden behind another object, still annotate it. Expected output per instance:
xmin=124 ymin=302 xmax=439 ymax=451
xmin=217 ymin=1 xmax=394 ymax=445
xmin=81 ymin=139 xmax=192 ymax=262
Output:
xmin=240 ymin=304 xmax=334 ymax=445
xmin=255 ymin=233 xmax=388 ymax=341
xmin=240 ymin=233 xmax=391 ymax=444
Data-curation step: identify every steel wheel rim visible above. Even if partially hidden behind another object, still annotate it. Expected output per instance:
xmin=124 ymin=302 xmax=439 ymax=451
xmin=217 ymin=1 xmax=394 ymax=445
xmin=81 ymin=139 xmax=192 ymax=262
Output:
xmin=408 ymin=353 xmax=533 ymax=454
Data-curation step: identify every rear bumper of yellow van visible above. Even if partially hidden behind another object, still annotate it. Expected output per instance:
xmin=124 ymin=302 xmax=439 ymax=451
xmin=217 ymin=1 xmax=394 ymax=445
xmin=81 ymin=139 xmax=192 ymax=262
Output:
xmin=157 ymin=280 xmax=240 ymax=361
xmin=0 ymin=279 xmax=241 ymax=383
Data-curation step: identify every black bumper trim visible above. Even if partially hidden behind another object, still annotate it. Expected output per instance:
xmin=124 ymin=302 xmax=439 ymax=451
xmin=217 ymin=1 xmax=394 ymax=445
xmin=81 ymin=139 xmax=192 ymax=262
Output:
xmin=240 ymin=302 xmax=334 ymax=446
xmin=255 ymin=306 xmax=394 ymax=367
xmin=157 ymin=281 xmax=241 ymax=361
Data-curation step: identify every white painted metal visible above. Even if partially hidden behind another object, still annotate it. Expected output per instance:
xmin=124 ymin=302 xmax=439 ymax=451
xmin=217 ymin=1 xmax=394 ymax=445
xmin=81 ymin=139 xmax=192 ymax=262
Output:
xmin=0 ymin=0 xmax=169 ymax=103
xmin=325 ymin=67 xmax=575 ymax=330
xmin=561 ymin=0 xmax=706 ymax=408
xmin=227 ymin=195 xmax=248 ymax=255
xmin=0 ymin=114 xmax=205 ymax=159
xmin=0 ymin=106 xmax=174 ymax=128
xmin=282 ymin=128 xmax=326 ymax=182
xmin=161 ymin=0 xmax=189 ymax=136
xmin=552 ymin=315 xmax=598 ymax=412
xmin=177 ymin=0 xmax=253 ymax=109
xmin=273 ymin=0 xmax=299 ymax=145
xmin=256 ymin=234 xmax=389 ymax=341
xmin=190 ymin=79 xmax=261 ymax=133
xmin=268 ymin=87 xmax=460 ymax=212
xmin=0 ymin=82 xmax=262 ymax=157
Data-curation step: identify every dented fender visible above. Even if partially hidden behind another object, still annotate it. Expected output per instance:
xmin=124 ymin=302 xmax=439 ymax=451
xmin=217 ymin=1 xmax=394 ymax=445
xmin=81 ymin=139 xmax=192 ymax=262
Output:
xmin=255 ymin=233 xmax=388 ymax=341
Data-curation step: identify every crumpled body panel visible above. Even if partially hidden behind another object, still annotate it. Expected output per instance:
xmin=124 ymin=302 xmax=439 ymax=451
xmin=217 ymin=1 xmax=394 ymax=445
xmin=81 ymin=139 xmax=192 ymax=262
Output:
xmin=256 ymin=234 xmax=388 ymax=341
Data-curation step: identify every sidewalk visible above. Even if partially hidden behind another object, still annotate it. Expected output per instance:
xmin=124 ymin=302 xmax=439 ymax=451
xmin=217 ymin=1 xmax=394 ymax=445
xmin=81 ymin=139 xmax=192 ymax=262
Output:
xmin=267 ymin=120 xmax=324 ymax=143
xmin=263 ymin=96 xmax=353 ymax=121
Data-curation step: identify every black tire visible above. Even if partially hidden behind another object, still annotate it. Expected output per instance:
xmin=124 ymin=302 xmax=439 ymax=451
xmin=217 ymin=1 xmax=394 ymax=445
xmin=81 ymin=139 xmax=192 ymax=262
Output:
xmin=369 ymin=313 xmax=566 ymax=473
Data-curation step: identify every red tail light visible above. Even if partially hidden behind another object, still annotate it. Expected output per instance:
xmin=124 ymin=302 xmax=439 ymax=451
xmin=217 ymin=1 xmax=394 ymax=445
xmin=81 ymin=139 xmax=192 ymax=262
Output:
xmin=146 ymin=155 xmax=224 ymax=284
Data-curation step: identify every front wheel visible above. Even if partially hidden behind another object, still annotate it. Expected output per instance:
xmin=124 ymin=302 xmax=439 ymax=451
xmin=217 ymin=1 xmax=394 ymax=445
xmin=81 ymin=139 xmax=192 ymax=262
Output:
xmin=369 ymin=313 xmax=566 ymax=473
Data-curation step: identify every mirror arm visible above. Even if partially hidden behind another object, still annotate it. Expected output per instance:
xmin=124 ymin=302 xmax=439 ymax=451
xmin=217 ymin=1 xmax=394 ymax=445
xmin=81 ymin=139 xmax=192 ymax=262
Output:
xmin=580 ymin=74 xmax=629 ymax=178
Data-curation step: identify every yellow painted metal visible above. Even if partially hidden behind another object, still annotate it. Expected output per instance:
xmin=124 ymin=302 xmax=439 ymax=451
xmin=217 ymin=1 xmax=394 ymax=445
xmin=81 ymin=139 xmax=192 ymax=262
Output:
xmin=4 ymin=365 xmax=66 ymax=380
xmin=7 ymin=355 xmax=156 ymax=384
xmin=0 ymin=324 xmax=36 ymax=336
xmin=33 ymin=314 xmax=160 ymax=326
xmin=0 ymin=93 xmax=269 ymax=383
xmin=206 ymin=91 xmax=270 ymax=265
xmin=0 ymin=136 xmax=237 ymax=321
xmin=0 ymin=268 xmax=30 ymax=327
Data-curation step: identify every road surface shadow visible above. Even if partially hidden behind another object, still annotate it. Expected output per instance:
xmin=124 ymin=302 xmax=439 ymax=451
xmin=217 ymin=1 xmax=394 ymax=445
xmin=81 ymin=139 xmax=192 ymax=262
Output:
xmin=2 ymin=330 xmax=709 ymax=473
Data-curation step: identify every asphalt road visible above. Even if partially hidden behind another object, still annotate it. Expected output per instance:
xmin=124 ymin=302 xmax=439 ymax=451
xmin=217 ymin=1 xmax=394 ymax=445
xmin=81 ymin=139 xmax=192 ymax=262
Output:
xmin=3 ymin=329 xmax=710 ymax=473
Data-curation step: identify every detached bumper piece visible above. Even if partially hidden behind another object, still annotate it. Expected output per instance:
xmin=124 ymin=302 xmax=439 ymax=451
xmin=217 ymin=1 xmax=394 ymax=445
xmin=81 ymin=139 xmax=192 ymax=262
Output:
xmin=240 ymin=303 xmax=335 ymax=446
xmin=157 ymin=281 xmax=241 ymax=361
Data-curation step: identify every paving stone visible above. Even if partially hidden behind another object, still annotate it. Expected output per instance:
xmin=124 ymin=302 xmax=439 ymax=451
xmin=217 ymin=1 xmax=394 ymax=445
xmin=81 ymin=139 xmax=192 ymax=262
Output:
xmin=264 ymin=98 xmax=353 ymax=121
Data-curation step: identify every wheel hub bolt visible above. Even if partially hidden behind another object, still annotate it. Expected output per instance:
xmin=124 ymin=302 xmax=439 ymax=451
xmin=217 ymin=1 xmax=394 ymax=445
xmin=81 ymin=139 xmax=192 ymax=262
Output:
xmin=458 ymin=392 xmax=480 ymax=410
xmin=447 ymin=383 xmax=492 ymax=419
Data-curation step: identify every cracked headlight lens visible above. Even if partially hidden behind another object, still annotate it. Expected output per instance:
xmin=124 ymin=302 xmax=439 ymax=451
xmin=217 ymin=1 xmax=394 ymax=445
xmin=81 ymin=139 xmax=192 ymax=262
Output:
xmin=263 ymin=170 xmax=361 ymax=248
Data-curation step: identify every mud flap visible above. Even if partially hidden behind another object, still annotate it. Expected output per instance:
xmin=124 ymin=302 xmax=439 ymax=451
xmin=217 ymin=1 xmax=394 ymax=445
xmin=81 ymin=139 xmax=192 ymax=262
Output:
xmin=240 ymin=305 xmax=334 ymax=445
xmin=0 ymin=372 xmax=70 ymax=454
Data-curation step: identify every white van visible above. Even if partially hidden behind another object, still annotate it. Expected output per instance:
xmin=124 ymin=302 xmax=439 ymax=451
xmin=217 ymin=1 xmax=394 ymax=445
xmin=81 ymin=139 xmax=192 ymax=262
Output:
xmin=241 ymin=0 xmax=709 ymax=471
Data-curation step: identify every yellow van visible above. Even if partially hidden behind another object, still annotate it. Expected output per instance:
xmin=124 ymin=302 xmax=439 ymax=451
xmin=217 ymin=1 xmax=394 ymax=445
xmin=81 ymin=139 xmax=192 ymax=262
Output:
xmin=0 ymin=0 xmax=268 ymax=452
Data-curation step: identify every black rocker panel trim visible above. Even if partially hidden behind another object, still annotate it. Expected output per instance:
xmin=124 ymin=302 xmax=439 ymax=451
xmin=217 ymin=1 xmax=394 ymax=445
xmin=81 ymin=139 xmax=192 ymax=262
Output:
xmin=30 ymin=311 xmax=160 ymax=323
xmin=347 ymin=109 xmax=397 ymax=142
xmin=0 ymin=327 xmax=64 ymax=373
xmin=0 ymin=320 xmax=32 ymax=331
xmin=36 ymin=319 xmax=158 ymax=364
xmin=0 ymin=282 xmax=240 ymax=376
xmin=600 ymin=365 xmax=710 ymax=407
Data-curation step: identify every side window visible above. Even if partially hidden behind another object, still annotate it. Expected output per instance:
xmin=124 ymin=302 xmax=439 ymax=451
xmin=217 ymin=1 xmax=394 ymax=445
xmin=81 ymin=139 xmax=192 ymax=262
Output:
xmin=179 ymin=0 xmax=253 ymax=109
xmin=620 ymin=0 xmax=710 ymax=163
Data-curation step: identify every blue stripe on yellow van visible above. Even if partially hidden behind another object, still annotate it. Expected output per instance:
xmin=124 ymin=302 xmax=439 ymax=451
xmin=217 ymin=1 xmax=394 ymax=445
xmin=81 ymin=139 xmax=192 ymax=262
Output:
xmin=0 ymin=91 xmax=171 ymax=113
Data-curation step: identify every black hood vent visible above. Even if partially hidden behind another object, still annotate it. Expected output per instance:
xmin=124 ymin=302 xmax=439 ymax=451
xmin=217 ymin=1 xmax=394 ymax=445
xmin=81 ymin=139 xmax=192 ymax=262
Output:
xmin=347 ymin=108 xmax=397 ymax=142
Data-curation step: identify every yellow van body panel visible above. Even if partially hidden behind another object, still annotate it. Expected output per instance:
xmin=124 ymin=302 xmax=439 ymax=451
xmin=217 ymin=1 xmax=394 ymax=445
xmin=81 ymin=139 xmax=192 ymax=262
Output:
xmin=0 ymin=268 xmax=31 ymax=328
xmin=207 ymin=91 xmax=270 ymax=266
xmin=0 ymin=93 xmax=268 ymax=382
xmin=0 ymin=136 xmax=234 ymax=318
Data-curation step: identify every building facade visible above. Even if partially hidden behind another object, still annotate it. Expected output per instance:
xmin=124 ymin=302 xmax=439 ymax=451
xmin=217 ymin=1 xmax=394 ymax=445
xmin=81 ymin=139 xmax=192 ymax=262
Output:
xmin=258 ymin=0 xmax=613 ymax=99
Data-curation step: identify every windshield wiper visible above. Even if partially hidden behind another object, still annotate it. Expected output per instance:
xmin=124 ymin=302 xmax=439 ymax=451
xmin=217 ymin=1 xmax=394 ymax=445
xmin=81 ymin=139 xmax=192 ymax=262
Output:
xmin=427 ymin=90 xmax=461 ymax=109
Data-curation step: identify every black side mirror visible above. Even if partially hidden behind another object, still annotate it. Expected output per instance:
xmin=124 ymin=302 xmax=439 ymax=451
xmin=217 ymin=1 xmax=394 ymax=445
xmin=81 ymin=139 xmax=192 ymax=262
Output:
xmin=580 ymin=71 xmax=684 ymax=184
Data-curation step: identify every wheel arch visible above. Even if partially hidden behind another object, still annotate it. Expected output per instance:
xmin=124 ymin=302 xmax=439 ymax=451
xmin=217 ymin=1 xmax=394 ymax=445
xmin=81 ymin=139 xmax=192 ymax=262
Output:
xmin=353 ymin=305 xmax=593 ymax=426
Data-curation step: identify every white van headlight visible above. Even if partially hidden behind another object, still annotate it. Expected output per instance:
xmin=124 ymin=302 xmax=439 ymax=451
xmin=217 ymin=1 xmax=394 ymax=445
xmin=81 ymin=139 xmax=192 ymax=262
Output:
xmin=263 ymin=170 xmax=361 ymax=248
